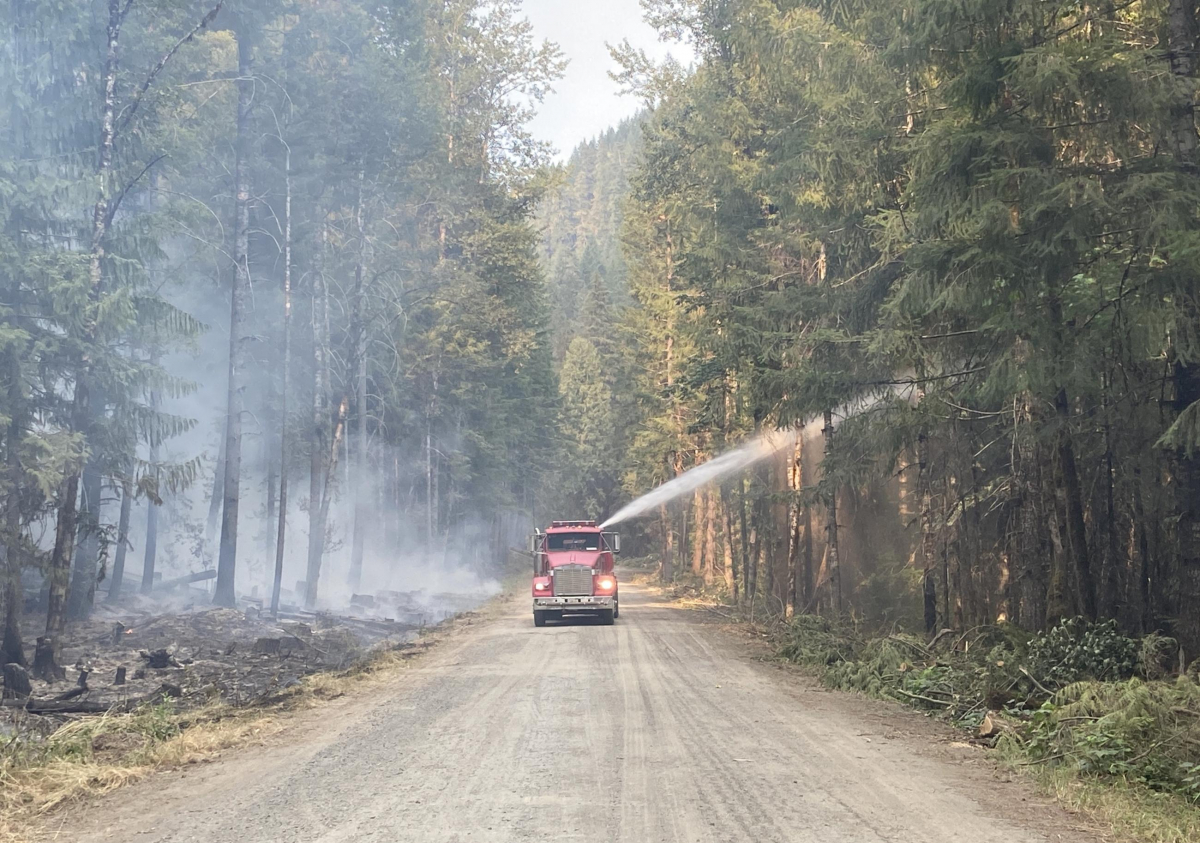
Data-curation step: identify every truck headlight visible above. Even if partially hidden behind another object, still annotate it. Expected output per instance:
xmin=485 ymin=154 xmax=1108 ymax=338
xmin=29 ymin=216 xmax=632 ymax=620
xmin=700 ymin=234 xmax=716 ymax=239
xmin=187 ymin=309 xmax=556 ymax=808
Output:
xmin=534 ymin=581 xmax=550 ymax=591
xmin=596 ymin=577 xmax=615 ymax=592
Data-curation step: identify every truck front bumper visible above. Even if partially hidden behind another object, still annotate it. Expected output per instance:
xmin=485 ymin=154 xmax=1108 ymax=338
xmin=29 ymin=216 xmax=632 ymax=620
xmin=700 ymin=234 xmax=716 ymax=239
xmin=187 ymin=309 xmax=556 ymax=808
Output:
xmin=533 ymin=595 xmax=614 ymax=611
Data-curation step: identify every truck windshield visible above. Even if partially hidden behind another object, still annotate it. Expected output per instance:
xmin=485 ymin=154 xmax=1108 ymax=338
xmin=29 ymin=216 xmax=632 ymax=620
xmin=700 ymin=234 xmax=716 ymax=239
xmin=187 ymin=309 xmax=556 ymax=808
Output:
xmin=546 ymin=533 xmax=601 ymax=551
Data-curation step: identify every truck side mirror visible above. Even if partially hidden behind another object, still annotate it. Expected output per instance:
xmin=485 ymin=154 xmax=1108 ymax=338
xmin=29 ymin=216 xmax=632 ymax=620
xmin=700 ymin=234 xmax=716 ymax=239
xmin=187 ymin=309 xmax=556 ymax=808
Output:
xmin=528 ymin=534 xmax=538 ymax=554
xmin=613 ymin=533 xmax=621 ymax=554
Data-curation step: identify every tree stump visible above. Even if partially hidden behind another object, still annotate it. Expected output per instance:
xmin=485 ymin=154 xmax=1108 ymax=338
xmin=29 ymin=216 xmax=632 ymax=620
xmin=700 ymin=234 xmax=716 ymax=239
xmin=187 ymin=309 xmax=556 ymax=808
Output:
xmin=32 ymin=637 xmax=65 ymax=682
xmin=114 ymin=666 xmax=126 ymax=686
xmin=253 ymin=637 xmax=281 ymax=655
xmin=2 ymin=663 xmax=32 ymax=699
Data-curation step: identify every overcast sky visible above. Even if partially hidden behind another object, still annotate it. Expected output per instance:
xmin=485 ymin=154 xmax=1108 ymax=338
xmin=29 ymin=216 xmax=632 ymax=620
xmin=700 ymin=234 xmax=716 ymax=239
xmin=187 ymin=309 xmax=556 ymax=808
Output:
xmin=522 ymin=0 xmax=679 ymax=159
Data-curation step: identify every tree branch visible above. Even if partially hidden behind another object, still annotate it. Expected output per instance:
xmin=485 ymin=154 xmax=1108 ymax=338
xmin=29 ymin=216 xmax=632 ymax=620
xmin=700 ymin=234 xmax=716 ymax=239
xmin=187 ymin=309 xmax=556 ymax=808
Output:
xmin=116 ymin=1 xmax=225 ymax=137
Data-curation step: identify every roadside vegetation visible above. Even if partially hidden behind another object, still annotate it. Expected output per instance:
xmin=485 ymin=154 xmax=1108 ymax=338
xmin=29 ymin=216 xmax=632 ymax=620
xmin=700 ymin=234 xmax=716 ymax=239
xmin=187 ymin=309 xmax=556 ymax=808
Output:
xmin=774 ymin=613 xmax=1200 ymax=842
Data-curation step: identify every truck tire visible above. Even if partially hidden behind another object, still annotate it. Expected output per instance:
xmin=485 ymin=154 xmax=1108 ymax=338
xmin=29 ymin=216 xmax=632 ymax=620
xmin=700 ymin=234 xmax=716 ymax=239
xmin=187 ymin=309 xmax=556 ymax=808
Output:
xmin=534 ymin=611 xmax=547 ymax=627
xmin=600 ymin=608 xmax=615 ymax=626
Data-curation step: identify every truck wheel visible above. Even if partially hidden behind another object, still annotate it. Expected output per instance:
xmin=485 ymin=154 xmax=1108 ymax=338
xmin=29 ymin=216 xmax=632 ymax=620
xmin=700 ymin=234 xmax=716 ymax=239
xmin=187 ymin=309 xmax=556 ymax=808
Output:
xmin=534 ymin=611 xmax=547 ymax=627
xmin=601 ymin=609 xmax=615 ymax=626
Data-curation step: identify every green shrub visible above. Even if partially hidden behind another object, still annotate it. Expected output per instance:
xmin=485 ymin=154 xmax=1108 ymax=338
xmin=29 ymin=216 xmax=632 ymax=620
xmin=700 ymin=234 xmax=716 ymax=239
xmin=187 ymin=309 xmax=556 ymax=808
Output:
xmin=1026 ymin=618 xmax=1139 ymax=689
xmin=1021 ymin=678 xmax=1200 ymax=800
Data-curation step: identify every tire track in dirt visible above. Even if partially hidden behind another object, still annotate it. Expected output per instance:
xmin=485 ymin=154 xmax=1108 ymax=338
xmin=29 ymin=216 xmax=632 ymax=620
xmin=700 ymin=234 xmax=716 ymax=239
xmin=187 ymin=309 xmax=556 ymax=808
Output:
xmin=40 ymin=585 xmax=1098 ymax=843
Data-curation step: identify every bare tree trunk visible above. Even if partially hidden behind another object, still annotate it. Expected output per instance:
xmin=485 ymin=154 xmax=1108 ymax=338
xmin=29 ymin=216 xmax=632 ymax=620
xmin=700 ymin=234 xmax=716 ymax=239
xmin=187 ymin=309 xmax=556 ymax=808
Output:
xmin=205 ymin=428 xmax=226 ymax=547
xmin=425 ymin=421 xmax=434 ymax=550
xmin=140 ymin=383 xmax=161 ymax=595
xmin=65 ymin=429 xmax=104 ymax=622
xmin=306 ymin=227 xmax=332 ymax=610
xmin=801 ymin=499 xmax=814 ymax=613
xmin=265 ymin=437 xmax=277 ymax=561
xmin=660 ymin=501 xmax=674 ymax=583
xmin=722 ymin=488 xmax=737 ymax=601
xmin=271 ymin=140 xmax=293 ymax=618
xmin=788 ymin=436 xmax=802 ymax=617
xmin=704 ymin=487 xmax=716 ymax=587
xmin=691 ymin=488 xmax=703 ymax=577
xmin=213 ymin=26 xmax=254 ymax=608
xmin=738 ymin=477 xmax=750 ymax=602
xmin=1167 ymin=0 xmax=1200 ymax=663
xmin=823 ymin=409 xmax=842 ymax=614
xmin=349 ymin=174 xmax=369 ymax=593
xmin=1054 ymin=385 xmax=1097 ymax=619
xmin=141 ymin=495 xmax=159 ymax=596
xmin=1 ymin=372 xmax=27 ymax=666
xmin=307 ymin=395 xmax=349 ymax=608
xmin=105 ymin=472 xmax=133 ymax=602
xmin=918 ymin=431 xmax=938 ymax=635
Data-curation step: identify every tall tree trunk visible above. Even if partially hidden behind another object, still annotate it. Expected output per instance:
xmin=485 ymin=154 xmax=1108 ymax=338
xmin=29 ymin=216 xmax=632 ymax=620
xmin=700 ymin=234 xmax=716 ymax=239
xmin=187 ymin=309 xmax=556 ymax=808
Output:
xmin=65 ymin=457 xmax=102 ymax=621
xmin=801 ymin=498 xmax=814 ymax=613
xmin=265 ymin=435 xmax=277 ymax=562
xmin=660 ymin=501 xmax=674 ymax=583
xmin=1054 ymin=385 xmax=1097 ymax=619
xmin=1132 ymin=464 xmax=1152 ymax=632
xmin=918 ymin=431 xmax=938 ymax=635
xmin=307 ymin=395 xmax=349 ymax=609
xmin=1099 ymin=370 xmax=1121 ymax=621
xmin=1044 ymin=455 xmax=1070 ymax=623
xmin=140 ymin=384 xmax=161 ymax=595
xmin=105 ymin=472 xmax=133 ymax=602
xmin=1167 ymin=0 xmax=1200 ymax=664
xmin=738 ymin=477 xmax=750 ymax=602
xmin=271 ymin=139 xmax=293 ymax=618
xmin=39 ymin=0 xmax=128 ymax=679
xmin=691 ymin=488 xmax=703 ymax=577
xmin=213 ymin=26 xmax=254 ymax=608
xmin=1174 ymin=362 xmax=1200 ymax=659
xmin=704 ymin=487 xmax=716 ymax=587
xmin=349 ymin=175 xmax=369 ymax=593
xmin=722 ymin=488 xmax=737 ymax=601
xmin=823 ymin=409 xmax=842 ymax=613
xmin=788 ymin=436 xmax=803 ymax=617
xmin=1 ymin=367 xmax=27 ymax=666
xmin=205 ymin=426 xmax=226 ymax=547
xmin=306 ymin=227 xmax=332 ymax=610
xmin=141 ymin=500 xmax=160 ymax=598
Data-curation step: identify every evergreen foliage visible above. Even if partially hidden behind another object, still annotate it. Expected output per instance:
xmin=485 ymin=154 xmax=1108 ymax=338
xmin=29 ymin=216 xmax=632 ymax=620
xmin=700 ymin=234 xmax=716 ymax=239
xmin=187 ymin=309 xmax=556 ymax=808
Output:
xmin=0 ymin=0 xmax=564 ymax=662
xmin=577 ymin=0 xmax=1200 ymax=668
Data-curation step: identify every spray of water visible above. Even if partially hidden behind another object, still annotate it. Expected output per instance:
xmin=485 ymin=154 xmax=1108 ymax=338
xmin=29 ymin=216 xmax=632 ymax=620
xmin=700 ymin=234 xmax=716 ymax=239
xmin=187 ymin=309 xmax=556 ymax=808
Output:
xmin=599 ymin=429 xmax=801 ymax=529
xmin=600 ymin=388 xmax=907 ymax=530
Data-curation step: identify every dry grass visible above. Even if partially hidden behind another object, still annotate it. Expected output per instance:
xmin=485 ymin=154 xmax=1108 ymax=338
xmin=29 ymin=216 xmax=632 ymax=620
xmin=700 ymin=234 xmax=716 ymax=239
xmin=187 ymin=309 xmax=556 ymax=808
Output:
xmin=0 ymin=699 xmax=293 ymax=840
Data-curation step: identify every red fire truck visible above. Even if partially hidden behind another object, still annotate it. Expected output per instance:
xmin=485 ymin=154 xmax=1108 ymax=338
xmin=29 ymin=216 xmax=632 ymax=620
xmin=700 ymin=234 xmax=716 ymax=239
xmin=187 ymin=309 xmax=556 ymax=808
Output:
xmin=530 ymin=520 xmax=620 ymax=627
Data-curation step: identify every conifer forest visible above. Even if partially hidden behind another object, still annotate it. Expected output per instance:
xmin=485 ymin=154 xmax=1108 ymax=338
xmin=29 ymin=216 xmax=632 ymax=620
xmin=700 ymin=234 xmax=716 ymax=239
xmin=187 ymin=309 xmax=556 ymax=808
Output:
xmin=3 ymin=0 xmax=1200 ymax=753
xmin=549 ymin=0 xmax=1200 ymax=664
xmin=4 ymin=1 xmax=1200 ymax=840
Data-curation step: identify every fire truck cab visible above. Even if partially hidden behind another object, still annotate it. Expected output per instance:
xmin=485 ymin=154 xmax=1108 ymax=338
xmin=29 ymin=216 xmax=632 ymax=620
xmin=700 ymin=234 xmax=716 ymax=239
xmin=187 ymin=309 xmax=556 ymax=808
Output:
xmin=530 ymin=521 xmax=620 ymax=627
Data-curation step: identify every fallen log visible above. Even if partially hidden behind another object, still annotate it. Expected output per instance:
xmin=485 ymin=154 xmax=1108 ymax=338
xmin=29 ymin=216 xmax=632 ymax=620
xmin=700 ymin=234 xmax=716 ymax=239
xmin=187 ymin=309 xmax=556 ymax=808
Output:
xmin=151 ymin=570 xmax=216 ymax=592
xmin=1 ymin=682 xmax=188 ymax=715
xmin=0 ymin=698 xmax=114 ymax=714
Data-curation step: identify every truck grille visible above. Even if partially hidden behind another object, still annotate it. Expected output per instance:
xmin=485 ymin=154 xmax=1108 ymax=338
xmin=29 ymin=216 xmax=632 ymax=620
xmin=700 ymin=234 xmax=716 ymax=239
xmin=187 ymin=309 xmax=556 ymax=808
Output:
xmin=553 ymin=565 xmax=593 ymax=596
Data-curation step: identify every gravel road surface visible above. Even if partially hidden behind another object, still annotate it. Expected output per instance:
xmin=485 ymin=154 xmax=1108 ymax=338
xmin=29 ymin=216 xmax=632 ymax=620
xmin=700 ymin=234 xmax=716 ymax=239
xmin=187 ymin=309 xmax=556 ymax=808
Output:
xmin=43 ymin=584 xmax=1096 ymax=842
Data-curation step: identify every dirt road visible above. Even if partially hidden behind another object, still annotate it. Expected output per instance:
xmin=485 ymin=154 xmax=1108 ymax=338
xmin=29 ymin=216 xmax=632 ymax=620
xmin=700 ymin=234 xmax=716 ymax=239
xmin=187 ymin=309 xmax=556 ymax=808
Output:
xmin=44 ymin=585 xmax=1095 ymax=843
